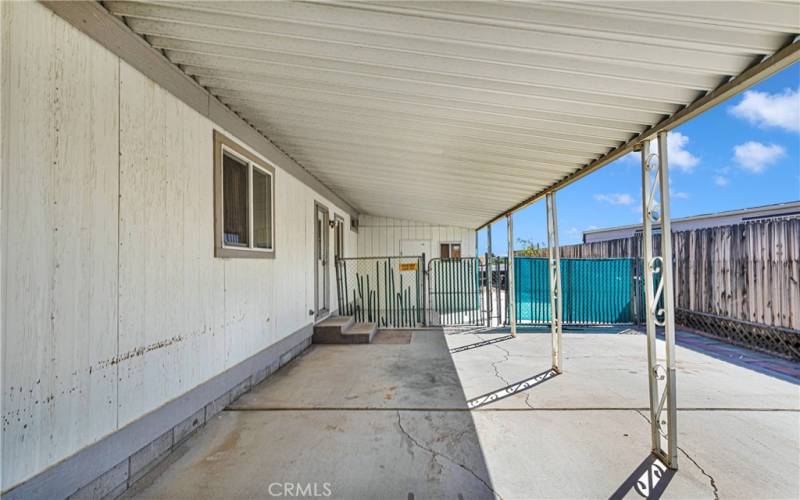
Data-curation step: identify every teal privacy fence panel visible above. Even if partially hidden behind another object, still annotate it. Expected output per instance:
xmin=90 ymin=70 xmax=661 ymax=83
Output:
xmin=428 ymin=257 xmax=482 ymax=325
xmin=514 ymin=257 xmax=551 ymax=323
xmin=514 ymin=257 xmax=638 ymax=324
xmin=336 ymin=256 xmax=424 ymax=328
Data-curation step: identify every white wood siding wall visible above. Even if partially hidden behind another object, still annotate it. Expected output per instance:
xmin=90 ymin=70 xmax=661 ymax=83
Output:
xmin=357 ymin=215 xmax=476 ymax=259
xmin=0 ymin=2 xmax=353 ymax=490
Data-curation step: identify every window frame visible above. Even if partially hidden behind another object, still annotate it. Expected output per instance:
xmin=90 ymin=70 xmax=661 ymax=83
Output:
xmin=440 ymin=242 xmax=462 ymax=260
xmin=214 ymin=130 xmax=276 ymax=259
xmin=333 ymin=214 xmax=345 ymax=261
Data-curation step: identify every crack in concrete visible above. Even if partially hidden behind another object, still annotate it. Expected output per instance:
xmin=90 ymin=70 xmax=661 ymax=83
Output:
xmin=524 ymin=393 xmax=535 ymax=410
xmin=473 ymin=334 xmax=535 ymax=411
xmin=678 ymin=446 xmax=720 ymax=500
xmin=634 ymin=410 xmax=720 ymax=500
xmin=475 ymin=334 xmax=512 ymax=387
xmin=396 ymin=411 xmax=502 ymax=500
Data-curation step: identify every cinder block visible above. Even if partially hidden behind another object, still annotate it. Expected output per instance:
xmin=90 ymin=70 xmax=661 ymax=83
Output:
xmin=229 ymin=377 xmax=251 ymax=402
xmin=102 ymin=481 xmax=127 ymax=500
xmin=129 ymin=430 xmax=173 ymax=484
xmin=204 ymin=391 xmax=231 ymax=421
xmin=174 ymin=408 xmax=205 ymax=445
xmin=69 ymin=460 xmax=128 ymax=500
xmin=253 ymin=366 xmax=269 ymax=386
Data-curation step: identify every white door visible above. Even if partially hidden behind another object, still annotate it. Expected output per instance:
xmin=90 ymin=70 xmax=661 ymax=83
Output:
xmin=400 ymin=239 xmax=430 ymax=258
xmin=315 ymin=205 xmax=329 ymax=318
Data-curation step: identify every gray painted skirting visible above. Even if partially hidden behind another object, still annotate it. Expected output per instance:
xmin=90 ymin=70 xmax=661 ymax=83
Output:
xmin=38 ymin=1 xmax=358 ymax=221
xmin=3 ymin=323 xmax=314 ymax=500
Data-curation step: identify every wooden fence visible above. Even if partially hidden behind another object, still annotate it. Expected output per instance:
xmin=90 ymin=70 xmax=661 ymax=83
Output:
xmin=559 ymin=218 xmax=800 ymax=359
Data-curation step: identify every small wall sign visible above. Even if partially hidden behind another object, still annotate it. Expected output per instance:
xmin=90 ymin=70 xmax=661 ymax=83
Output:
xmin=399 ymin=262 xmax=417 ymax=272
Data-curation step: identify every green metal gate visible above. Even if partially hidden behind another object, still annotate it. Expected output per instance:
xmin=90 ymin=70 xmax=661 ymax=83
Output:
xmin=514 ymin=257 xmax=639 ymax=325
xmin=427 ymin=257 xmax=483 ymax=326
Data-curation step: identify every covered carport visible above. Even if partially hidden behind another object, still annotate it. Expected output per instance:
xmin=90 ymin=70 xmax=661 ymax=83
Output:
xmin=9 ymin=1 xmax=800 ymax=499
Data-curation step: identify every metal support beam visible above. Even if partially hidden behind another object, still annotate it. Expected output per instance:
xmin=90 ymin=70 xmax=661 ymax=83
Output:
xmin=495 ymin=237 xmax=502 ymax=325
xmin=546 ymin=192 xmax=563 ymax=373
xmin=507 ymin=214 xmax=517 ymax=337
xmin=486 ymin=225 xmax=493 ymax=327
xmin=640 ymin=134 xmax=679 ymax=469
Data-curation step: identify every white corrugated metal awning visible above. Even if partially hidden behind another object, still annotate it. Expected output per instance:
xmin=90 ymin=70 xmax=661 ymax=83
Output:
xmin=106 ymin=1 xmax=799 ymax=228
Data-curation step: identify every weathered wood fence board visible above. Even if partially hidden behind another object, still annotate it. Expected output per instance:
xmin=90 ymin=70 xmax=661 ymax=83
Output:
xmin=560 ymin=218 xmax=800 ymax=331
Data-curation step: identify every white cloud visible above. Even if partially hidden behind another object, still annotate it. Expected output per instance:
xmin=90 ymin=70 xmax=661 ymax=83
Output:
xmin=667 ymin=178 xmax=689 ymax=199
xmin=713 ymin=175 xmax=729 ymax=187
xmin=729 ymin=88 xmax=800 ymax=132
xmin=618 ymin=132 xmax=699 ymax=173
xmin=733 ymin=141 xmax=786 ymax=173
xmin=594 ymin=193 xmax=634 ymax=205
xmin=668 ymin=132 xmax=700 ymax=173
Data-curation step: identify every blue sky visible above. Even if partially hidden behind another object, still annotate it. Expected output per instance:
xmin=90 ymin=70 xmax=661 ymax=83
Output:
xmin=479 ymin=62 xmax=800 ymax=255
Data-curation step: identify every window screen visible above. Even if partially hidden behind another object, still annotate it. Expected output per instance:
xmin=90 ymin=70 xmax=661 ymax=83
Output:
xmin=253 ymin=168 xmax=272 ymax=249
xmin=223 ymin=152 xmax=249 ymax=247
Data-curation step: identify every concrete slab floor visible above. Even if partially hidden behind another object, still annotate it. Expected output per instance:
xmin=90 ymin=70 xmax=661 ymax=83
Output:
xmin=124 ymin=328 xmax=800 ymax=500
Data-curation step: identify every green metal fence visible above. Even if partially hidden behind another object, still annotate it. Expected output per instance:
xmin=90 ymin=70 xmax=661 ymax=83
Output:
xmin=514 ymin=257 xmax=639 ymax=325
xmin=335 ymin=256 xmax=424 ymax=328
xmin=427 ymin=257 xmax=483 ymax=326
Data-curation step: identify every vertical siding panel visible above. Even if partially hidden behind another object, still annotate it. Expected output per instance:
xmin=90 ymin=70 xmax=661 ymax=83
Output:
xmin=183 ymin=108 xmax=225 ymax=389
xmin=2 ymin=2 xmax=119 ymax=486
xmin=3 ymin=6 xmax=58 ymax=484
xmin=118 ymin=64 xmax=169 ymax=425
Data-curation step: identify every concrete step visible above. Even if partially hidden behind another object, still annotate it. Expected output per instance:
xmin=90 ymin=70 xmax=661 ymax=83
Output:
xmin=314 ymin=316 xmax=374 ymax=344
xmin=341 ymin=322 xmax=378 ymax=344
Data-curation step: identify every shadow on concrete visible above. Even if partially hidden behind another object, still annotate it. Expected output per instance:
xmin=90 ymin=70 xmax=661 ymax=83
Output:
xmin=466 ymin=324 xmax=642 ymax=335
xmin=449 ymin=334 xmax=515 ymax=353
xmin=609 ymin=455 xmax=675 ymax=500
xmin=467 ymin=368 xmax=559 ymax=409
xmin=442 ymin=325 xmax=497 ymax=336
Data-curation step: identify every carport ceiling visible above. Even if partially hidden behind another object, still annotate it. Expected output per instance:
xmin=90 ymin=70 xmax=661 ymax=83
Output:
xmin=106 ymin=1 xmax=799 ymax=228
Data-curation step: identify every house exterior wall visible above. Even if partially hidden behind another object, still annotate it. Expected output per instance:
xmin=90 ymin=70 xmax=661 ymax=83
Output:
xmin=357 ymin=215 xmax=476 ymax=260
xmin=0 ymin=2 xmax=354 ymax=491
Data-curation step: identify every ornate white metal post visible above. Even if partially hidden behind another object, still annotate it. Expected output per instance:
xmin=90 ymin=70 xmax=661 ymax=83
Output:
xmin=546 ymin=192 xmax=563 ymax=373
xmin=640 ymin=134 xmax=679 ymax=469
xmin=507 ymin=214 xmax=517 ymax=337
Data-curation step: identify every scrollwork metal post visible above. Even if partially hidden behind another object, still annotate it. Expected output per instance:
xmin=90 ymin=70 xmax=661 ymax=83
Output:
xmin=507 ymin=214 xmax=517 ymax=337
xmin=640 ymin=133 xmax=679 ymax=469
xmin=546 ymin=192 xmax=563 ymax=373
